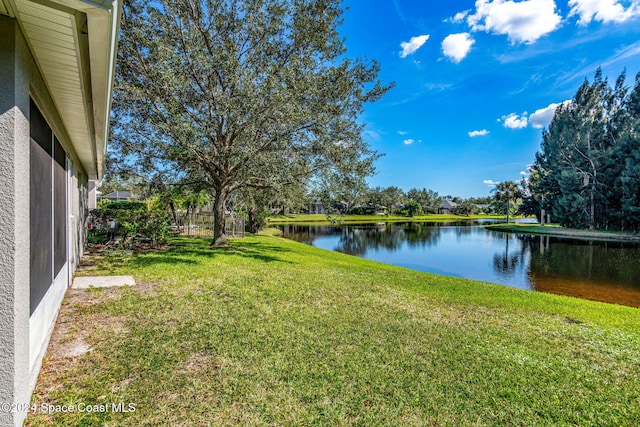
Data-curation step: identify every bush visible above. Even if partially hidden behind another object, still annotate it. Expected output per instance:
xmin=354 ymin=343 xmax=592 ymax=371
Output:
xmin=89 ymin=201 xmax=171 ymax=248
xmin=97 ymin=200 xmax=146 ymax=210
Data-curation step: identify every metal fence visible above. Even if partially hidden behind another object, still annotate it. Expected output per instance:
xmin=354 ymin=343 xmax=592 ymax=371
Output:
xmin=173 ymin=213 xmax=245 ymax=238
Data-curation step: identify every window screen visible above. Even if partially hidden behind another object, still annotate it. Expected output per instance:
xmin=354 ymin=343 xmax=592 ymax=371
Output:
xmin=30 ymin=99 xmax=53 ymax=314
xmin=53 ymin=137 xmax=67 ymax=277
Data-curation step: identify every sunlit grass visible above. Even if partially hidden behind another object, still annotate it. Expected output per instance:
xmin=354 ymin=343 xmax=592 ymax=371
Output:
xmin=28 ymin=236 xmax=640 ymax=426
xmin=487 ymin=223 xmax=640 ymax=242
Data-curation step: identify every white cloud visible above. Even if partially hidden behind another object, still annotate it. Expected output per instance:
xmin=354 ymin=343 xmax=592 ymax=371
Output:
xmin=397 ymin=130 xmax=409 ymax=136
xmin=519 ymin=170 xmax=529 ymax=176
xmin=400 ymin=35 xmax=430 ymax=58
xmin=502 ymin=112 xmax=529 ymax=129
xmin=442 ymin=33 xmax=475 ymax=63
xmin=467 ymin=0 xmax=562 ymax=44
xmin=403 ymin=139 xmax=415 ymax=145
xmin=529 ymin=100 xmax=572 ymax=128
xmin=483 ymin=179 xmax=500 ymax=186
xmin=363 ymin=129 xmax=381 ymax=141
xmin=468 ymin=129 xmax=490 ymax=137
xmin=569 ymin=0 xmax=639 ymax=25
xmin=449 ymin=10 xmax=471 ymax=23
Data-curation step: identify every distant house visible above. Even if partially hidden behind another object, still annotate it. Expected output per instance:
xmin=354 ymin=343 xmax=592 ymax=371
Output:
xmin=369 ymin=204 xmax=387 ymax=215
xmin=101 ymin=190 xmax=135 ymax=202
xmin=438 ymin=199 xmax=458 ymax=214
xmin=308 ymin=199 xmax=325 ymax=214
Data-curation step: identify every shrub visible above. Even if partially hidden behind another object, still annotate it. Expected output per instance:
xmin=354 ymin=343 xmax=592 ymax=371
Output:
xmin=89 ymin=201 xmax=171 ymax=248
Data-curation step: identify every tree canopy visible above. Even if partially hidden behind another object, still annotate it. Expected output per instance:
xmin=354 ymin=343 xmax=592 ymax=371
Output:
xmin=531 ymin=68 xmax=640 ymax=231
xmin=491 ymin=181 xmax=521 ymax=223
xmin=110 ymin=0 xmax=391 ymax=245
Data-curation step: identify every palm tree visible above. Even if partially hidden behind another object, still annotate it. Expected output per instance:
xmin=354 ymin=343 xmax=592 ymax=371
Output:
xmin=491 ymin=181 xmax=521 ymax=223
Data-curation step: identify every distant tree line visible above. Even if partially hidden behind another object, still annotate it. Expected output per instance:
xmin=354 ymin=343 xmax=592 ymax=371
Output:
xmin=523 ymin=68 xmax=640 ymax=231
xmin=311 ymin=185 xmax=495 ymax=217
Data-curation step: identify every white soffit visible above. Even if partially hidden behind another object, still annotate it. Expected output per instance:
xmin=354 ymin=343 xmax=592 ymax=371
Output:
xmin=14 ymin=0 xmax=94 ymax=172
xmin=4 ymin=0 xmax=120 ymax=180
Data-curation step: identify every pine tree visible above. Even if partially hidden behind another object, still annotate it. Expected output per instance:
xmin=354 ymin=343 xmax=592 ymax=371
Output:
xmin=618 ymin=73 xmax=640 ymax=231
xmin=532 ymin=69 xmax=640 ymax=232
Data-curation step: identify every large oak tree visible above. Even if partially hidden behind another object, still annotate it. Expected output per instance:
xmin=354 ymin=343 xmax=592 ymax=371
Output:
xmin=111 ymin=0 xmax=390 ymax=245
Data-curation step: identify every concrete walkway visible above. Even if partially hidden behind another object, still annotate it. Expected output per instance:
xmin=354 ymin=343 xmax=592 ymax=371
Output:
xmin=72 ymin=275 xmax=136 ymax=289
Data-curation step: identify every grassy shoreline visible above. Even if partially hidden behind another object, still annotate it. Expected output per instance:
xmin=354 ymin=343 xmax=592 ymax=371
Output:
xmin=487 ymin=223 xmax=640 ymax=242
xmin=28 ymin=235 xmax=640 ymax=426
xmin=269 ymin=213 xmax=506 ymax=225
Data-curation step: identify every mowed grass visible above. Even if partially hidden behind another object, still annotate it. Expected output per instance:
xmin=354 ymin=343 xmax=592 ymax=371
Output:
xmin=28 ymin=236 xmax=640 ymax=426
xmin=486 ymin=223 xmax=640 ymax=242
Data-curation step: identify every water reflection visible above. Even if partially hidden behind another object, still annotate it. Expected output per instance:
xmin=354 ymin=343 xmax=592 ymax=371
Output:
xmin=279 ymin=222 xmax=640 ymax=307
xmin=492 ymin=234 xmax=528 ymax=280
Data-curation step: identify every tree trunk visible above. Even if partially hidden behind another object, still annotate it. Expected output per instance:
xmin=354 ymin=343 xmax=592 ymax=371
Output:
xmin=589 ymin=189 xmax=595 ymax=231
xmin=247 ymin=207 xmax=259 ymax=234
xmin=211 ymin=188 xmax=228 ymax=247
xmin=506 ymin=198 xmax=510 ymax=224
xmin=169 ymin=201 xmax=177 ymax=223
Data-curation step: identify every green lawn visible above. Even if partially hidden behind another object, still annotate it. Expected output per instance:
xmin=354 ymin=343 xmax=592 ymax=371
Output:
xmin=28 ymin=236 xmax=640 ymax=426
xmin=487 ymin=223 xmax=640 ymax=242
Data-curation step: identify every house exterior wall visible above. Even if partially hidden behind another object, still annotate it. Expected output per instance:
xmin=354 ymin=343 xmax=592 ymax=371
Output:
xmin=88 ymin=179 xmax=98 ymax=210
xmin=70 ymin=163 xmax=88 ymax=277
xmin=0 ymin=16 xmax=33 ymax=427
xmin=0 ymin=16 xmax=90 ymax=426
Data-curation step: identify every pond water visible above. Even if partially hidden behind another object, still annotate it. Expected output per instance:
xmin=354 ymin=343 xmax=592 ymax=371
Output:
xmin=278 ymin=221 xmax=640 ymax=307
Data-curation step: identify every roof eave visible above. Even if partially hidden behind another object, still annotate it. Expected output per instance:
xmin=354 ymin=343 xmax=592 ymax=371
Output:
xmin=3 ymin=0 xmax=121 ymax=180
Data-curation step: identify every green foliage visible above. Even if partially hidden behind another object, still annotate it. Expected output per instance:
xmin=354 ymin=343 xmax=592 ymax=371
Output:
xmin=517 ymin=174 xmax=540 ymax=218
xmin=90 ymin=202 xmax=171 ymax=248
xmin=406 ymin=188 xmax=441 ymax=214
xmin=491 ymin=181 xmax=521 ymax=223
xmin=111 ymin=0 xmax=391 ymax=245
xmin=404 ymin=200 xmax=422 ymax=216
xmin=454 ymin=200 xmax=479 ymax=216
xmin=236 ymin=183 xmax=307 ymax=233
xmin=98 ymin=201 xmax=147 ymax=211
xmin=314 ymin=171 xmax=370 ymax=216
xmin=532 ymin=68 xmax=640 ymax=232
xmin=362 ymin=186 xmax=441 ymax=216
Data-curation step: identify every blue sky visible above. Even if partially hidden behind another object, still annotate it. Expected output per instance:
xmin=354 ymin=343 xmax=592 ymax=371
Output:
xmin=339 ymin=0 xmax=640 ymax=198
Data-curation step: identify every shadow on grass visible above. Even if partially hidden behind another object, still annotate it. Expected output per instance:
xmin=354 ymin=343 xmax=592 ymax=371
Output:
xmin=111 ymin=238 xmax=295 ymax=269
xmin=207 ymin=241 xmax=294 ymax=264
